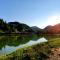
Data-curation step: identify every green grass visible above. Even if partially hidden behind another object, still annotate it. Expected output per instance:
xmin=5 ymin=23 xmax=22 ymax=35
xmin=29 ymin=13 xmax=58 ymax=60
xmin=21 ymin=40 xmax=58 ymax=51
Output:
xmin=0 ymin=38 xmax=60 ymax=60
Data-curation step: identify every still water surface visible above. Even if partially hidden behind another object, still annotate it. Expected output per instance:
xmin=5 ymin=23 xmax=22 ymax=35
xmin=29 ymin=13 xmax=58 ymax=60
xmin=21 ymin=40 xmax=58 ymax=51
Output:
xmin=0 ymin=35 xmax=59 ymax=56
xmin=0 ymin=35 xmax=47 ymax=56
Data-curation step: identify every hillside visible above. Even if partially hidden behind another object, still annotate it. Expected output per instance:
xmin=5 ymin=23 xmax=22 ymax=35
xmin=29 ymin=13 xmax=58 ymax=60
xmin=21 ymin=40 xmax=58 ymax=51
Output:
xmin=8 ymin=22 xmax=34 ymax=33
xmin=1 ymin=18 xmax=60 ymax=34
xmin=31 ymin=26 xmax=42 ymax=33
xmin=44 ymin=23 xmax=60 ymax=34
xmin=0 ymin=19 xmax=34 ymax=33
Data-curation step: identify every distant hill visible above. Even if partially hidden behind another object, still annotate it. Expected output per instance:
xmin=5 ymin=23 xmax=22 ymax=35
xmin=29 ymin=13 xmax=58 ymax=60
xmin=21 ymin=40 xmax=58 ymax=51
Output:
xmin=31 ymin=26 xmax=42 ymax=33
xmin=1 ymin=18 xmax=60 ymax=34
xmin=8 ymin=22 xmax=34 ymax=33
xmin=0 ymin=19 xmax=34 ymax=33
xmin=44 ymin=23 xmax=60 ymax=34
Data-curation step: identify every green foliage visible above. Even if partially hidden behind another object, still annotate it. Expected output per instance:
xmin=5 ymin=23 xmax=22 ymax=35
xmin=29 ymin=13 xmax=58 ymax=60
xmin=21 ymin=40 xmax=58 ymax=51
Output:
xmin=0 ymin=19 xmax=34 ymax=33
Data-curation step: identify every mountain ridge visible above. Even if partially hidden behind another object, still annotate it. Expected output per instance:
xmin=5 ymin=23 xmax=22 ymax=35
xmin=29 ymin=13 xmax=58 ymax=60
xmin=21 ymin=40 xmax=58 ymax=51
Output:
xmin=0 ymin=19 xmax=60 ymax=34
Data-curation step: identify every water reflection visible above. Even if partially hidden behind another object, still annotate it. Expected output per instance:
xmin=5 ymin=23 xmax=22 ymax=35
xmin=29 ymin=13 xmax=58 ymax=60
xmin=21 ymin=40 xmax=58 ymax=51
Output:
xmin=44 ymin=35 xmax=60 ymax=40
xmin=0 ymin=35 xmax=60 ymax=56
xmin=0 ymin=35 xmax=47 ymax=56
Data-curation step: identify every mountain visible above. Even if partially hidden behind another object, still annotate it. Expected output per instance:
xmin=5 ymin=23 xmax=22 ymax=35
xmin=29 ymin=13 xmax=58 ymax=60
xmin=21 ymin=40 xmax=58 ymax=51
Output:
xmin=0 ymin=19 xmax=34 ymax=33
xmin=31 ymin=26 xmax=42 ymax=33
xmin=8 ymin=22 xmax=34 ymax=33
xmin=44 ymin=23 xmax=60 ymax=34
xmin=1 ymin=18 xmax=60 ymax=34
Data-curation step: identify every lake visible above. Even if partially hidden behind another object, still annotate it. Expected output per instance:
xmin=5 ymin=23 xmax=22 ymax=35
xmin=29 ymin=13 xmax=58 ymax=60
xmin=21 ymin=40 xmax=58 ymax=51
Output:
xmin=0 ymin=35 xmax=60 ymax=56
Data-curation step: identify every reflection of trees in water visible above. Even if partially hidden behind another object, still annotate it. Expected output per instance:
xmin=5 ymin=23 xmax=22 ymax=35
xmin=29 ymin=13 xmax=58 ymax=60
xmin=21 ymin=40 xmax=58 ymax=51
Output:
xmin=44 ymin=35 xmax=60 ymax=40
xmin=0 ymin=35 xmax=42 ymax=49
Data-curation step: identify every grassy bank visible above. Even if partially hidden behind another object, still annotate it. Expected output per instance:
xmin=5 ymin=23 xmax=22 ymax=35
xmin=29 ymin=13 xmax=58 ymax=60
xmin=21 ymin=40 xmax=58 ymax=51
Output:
xmin=0 ymin=38 xmax=60 ymax=60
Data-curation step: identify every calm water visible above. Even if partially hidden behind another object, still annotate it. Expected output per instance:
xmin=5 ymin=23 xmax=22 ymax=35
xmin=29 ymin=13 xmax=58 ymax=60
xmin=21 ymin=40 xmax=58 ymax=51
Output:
xmin=0 ymin=35 xmax=60 ymax=56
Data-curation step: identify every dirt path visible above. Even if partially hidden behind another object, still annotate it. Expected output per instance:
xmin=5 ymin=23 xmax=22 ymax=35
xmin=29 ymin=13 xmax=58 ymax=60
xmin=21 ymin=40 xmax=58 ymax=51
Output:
xmin=47 ymin=48 xmax=60 ymax=60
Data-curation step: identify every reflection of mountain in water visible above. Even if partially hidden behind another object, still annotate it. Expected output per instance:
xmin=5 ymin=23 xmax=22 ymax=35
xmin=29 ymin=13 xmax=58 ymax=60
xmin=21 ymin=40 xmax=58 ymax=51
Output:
xmin=0 ymin=35 xmax=42 ymax=49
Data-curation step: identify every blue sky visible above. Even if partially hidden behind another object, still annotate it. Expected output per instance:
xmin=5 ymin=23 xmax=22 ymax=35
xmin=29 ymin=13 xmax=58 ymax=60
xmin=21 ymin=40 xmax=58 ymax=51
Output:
xmin=0 ymin=0 xmax=60 ymax=28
